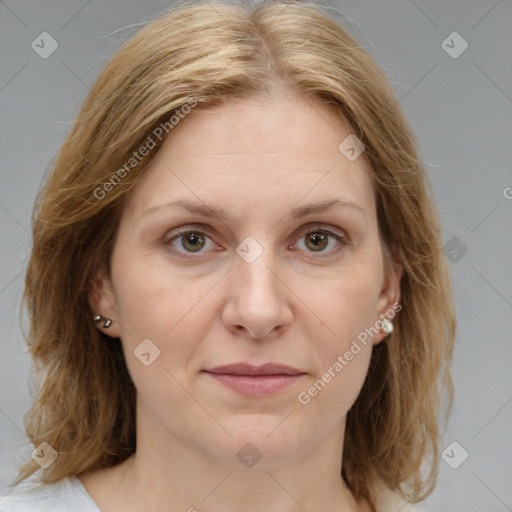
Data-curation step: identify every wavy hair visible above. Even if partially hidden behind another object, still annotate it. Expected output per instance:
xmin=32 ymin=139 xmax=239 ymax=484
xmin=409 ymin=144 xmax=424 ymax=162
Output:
xmin=14 ymin=0 xmax=455 ymax=509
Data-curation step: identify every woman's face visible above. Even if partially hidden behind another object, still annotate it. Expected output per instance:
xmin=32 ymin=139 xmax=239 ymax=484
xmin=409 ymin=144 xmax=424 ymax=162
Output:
xmin=91 ymin=93 xmax=401 ymax=468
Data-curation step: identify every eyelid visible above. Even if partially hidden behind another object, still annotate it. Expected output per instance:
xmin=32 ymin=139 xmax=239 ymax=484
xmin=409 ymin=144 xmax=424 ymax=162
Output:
xmin=163 ymin=223 xmax=218 ymax=245
xmin=293 ymin=223 xmax=349 ymax=244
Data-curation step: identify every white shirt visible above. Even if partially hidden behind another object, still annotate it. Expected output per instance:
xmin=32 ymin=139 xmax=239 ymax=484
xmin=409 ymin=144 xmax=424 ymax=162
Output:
xmin=0 ymin=475 xmax=432 ymax=511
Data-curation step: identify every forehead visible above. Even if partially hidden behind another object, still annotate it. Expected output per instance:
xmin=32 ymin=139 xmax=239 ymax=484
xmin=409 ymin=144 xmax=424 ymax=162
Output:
xmin=122 ymin=94 xmax=376 ymax=226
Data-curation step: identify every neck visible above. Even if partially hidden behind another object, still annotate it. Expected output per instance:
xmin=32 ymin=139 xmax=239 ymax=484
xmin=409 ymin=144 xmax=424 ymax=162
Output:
xmin=80 ymin=399 xmax=369 ymax=512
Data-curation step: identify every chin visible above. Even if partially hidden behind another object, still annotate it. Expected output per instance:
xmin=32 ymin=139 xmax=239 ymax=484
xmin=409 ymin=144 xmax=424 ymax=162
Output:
xmin=205 ymin=413 xmax=321 ymax=470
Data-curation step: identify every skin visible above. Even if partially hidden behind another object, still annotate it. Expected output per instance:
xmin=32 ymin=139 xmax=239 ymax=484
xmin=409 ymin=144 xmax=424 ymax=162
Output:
xmin=83 ymin=91 xmax=402 ymax=512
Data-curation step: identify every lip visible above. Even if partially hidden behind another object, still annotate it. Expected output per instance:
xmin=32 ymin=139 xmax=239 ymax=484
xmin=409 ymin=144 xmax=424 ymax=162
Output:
xmin=203 ymin=363 xmax=306 ymax=397
xmin=205 ymin=363 xmax=304 ymax=376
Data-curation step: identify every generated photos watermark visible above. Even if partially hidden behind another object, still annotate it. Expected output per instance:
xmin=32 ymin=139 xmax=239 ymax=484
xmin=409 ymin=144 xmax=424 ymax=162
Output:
xmin=297 ymin=302 xmax=402 ymax=405
xmin=93 ymin=98 xmax=198 ymax=200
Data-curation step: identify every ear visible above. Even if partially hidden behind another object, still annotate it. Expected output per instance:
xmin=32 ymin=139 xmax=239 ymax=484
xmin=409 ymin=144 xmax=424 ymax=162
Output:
xmin=88 ymin=265 xmax=121 ymax=338
xmin=373 ymin=253 xmax=403 ymax=346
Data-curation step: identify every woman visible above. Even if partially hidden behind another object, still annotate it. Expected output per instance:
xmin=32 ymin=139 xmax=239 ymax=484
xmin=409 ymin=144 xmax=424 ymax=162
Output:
xmin=1 ymin=0 xmax=455 ymax=510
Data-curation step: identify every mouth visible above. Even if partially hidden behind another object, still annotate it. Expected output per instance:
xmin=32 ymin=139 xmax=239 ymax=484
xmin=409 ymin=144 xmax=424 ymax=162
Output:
xmin=202 ymin=363 xmax=306 ymax=397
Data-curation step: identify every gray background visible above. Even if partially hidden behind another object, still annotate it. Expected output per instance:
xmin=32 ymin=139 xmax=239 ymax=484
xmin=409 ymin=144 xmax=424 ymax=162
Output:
xmin=1 ymin=1 xmax=511 ymax=511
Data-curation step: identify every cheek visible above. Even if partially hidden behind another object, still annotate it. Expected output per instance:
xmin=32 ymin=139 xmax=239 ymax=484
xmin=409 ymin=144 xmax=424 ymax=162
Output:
xmin=295 ymin=273 xmax=378 ymax=417
xmin=295 ymin=262 xmax=381 ymax=399
xmin=301 ymin=262 xmax=382 ymax=346
xmin=111 ymin=253 xmax=218 ymax=385
xmin=112 ymin=250 xmax=206 ymax=337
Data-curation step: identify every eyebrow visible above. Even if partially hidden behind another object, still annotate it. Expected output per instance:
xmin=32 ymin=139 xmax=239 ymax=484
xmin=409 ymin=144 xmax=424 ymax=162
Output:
xmin=140 ymin=198 xmax=367 ymax=223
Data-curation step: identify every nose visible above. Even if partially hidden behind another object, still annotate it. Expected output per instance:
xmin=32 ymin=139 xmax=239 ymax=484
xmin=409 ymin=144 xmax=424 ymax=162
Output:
xmin=221 ymin=248 xmax=293 ymax=340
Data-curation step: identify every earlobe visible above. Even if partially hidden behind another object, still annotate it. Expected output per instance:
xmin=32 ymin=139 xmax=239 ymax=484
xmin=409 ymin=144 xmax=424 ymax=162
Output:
xmin=373 ymin=257 xmax=403 ymax=346
xmin=88 ymin=266 xmax=121 ymax=338
xmin=93 ymin=315 xmax=113 ymax=329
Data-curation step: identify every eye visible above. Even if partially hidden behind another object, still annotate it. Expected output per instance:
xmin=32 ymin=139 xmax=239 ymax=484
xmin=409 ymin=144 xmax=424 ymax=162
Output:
xmin=165 ymin=227 xmax=218 ymax=258
xmin=290 ymin=225 xmax=348 ymax=256
xmin=163 ymin=223 xmax=348 ymax=260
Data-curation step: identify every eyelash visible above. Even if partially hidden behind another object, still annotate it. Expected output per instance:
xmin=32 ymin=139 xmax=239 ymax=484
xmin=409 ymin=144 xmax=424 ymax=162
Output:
xmin=163 ymin=223 xmax=349 ymax=261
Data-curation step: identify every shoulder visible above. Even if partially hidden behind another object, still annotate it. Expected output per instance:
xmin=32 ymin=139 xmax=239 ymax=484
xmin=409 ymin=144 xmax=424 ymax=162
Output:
xmin=0 ymin=476 xmax=100 ymax=511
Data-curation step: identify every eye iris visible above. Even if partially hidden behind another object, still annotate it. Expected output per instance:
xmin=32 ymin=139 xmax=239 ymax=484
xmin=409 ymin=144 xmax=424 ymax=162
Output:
xmin=181 ymin=232 xmax=205 ymax=252
xmin=305 ymin=232 xmax=328 ymax=251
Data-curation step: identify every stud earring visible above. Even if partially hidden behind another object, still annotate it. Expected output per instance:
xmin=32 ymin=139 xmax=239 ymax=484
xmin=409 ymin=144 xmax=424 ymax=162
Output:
xmin=94 ymin=315 xmax=112 ymax=328
xmin=381 ymin=317 xmax=393 ymax=334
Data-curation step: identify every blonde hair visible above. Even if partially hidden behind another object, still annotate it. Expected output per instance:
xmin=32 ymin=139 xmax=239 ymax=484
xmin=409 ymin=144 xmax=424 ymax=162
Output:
xmin=15 ymin=0 xmax=455 ymax=509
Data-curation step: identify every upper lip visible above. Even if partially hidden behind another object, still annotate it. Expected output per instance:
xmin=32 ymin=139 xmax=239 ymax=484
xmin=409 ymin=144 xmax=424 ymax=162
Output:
xmin=204 ymin=363 xmax=305 ymax=376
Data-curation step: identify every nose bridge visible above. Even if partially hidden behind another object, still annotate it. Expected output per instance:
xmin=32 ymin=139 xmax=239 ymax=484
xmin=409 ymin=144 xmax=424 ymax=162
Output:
xmin=223 ymin=234 xmax=292 ymax=338
xmin=235 ymin=236 xmax=282 ymax=306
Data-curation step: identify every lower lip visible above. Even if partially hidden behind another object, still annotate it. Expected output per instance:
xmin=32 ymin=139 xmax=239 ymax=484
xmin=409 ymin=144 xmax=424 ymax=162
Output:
xmin=204 ymin=372 xmax=305 ymax=397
